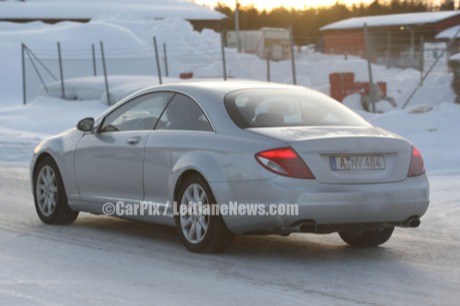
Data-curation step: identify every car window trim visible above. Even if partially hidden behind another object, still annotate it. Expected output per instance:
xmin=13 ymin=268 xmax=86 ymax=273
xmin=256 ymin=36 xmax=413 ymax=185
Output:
xmin=98 ymin=91 xmax=175 ymax=133
xmin=153 ymin=90 xmax=216 ymax=133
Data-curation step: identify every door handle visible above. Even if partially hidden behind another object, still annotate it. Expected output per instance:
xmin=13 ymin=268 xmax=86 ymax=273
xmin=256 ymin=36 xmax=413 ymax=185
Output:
xmin=127 ymin=136 xmax=141 ymax=145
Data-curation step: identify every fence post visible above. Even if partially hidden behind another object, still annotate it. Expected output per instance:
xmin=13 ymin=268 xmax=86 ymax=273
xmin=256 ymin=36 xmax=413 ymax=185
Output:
xmin=266 ymin=45 xmax=271 ymax=82
xmin=163 ymin=43 xmax=169 ymax=77
xmin=386 ymin=31 xmax=392 ymax=68
xmin=420 ymin=36 xmax=424 ymax=85
xmin=447 ymin=46 xmax=450 ymax=73
xmin=153 ymin=37 xmax=162 ymax=85
xmin=22 ymin=43 xmax=27 ymax=105
xmin=220 ymin=32 xmax=227 ymax=81
xmin=57 ymin=42 xmax=66 ymax=99
xmin=364 ymin=23 xmax=376 ymax=113
xmin=100 ymin=41 xmax=111 ymax=106
xmin=92 ymin=44 xmax=97 ymax=76
xmin=289 ymin=26 xmax=297 ymax=85
xmin=410 ymin=29 xmax=415 ymax=60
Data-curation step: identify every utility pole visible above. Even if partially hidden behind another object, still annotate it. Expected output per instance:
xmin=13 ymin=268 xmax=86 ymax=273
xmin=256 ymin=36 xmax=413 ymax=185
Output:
xmin=364 ymin=23 xmax=376 ymax=114
xmin=235 ymin=0 xmax=241 ymax=53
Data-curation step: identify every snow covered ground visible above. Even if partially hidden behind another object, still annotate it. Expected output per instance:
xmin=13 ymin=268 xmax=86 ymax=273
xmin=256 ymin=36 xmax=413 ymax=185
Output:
xmin=0 ymin=15 xmax=460 ymax=305
xmin=0 ymin=166 xmax=459 ymax=305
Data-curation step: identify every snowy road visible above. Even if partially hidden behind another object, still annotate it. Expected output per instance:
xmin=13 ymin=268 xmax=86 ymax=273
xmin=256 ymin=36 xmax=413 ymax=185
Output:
xmin=1 ymin=165 xmax=459 ymax=305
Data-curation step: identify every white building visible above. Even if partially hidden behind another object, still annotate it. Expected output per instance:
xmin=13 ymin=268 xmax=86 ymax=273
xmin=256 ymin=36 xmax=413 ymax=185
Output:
xmin=226 ymin=28 xmax=291 ymax=61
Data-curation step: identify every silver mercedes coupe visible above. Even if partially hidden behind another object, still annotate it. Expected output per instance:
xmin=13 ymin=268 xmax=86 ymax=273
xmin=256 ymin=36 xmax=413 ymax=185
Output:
xmin=30 ymin=80 xmax=429 ymax=253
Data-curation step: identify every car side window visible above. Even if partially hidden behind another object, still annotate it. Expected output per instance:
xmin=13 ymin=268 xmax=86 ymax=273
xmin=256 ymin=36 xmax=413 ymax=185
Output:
xmin=157 ymin=94 xmax=213 ymax=132
xmin=100 ymin=92 xmax=174 ymax=132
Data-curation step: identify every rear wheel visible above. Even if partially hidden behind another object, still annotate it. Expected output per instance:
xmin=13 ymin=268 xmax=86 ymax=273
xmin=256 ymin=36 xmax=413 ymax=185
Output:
xmin=175 ymin=175 xmax=234 ymax=253
xmin=339 ymin=227 xmax=394 ymax=247
xmin=33 ymin=156 xmax=79 ymax=224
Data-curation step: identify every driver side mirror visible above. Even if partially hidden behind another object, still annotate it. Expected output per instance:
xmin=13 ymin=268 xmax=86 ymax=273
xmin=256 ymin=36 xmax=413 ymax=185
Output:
xmin=77 ymin=117 xmax=95 ymax=132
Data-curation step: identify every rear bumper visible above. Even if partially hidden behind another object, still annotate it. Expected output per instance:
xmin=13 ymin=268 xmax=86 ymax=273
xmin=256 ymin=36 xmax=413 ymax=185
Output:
xmin=210 ymin=174 xmax=429 ymax=234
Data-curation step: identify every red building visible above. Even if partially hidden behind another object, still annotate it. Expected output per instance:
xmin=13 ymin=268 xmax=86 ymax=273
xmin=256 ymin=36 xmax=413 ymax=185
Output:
xmin=320 ymin=11 xmax=460 ymax=67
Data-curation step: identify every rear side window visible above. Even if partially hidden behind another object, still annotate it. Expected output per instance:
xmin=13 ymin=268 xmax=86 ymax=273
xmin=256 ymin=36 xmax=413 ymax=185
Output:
xmin=224 ymin=88 xmax=371 ymax=128
xmin=157 ymin=94 xmax=213 ymax=132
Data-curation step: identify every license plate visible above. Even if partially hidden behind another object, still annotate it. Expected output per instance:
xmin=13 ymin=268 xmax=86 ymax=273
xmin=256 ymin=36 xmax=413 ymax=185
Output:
xmin=330 ymin=155 xmax=385 ymax=171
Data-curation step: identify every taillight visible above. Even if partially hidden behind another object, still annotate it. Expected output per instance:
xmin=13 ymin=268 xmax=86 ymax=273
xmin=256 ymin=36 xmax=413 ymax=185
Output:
xmin=408 ymin=146 xmax=425 ymax=177
xmin=255 ymin=147 xmax=315 ymax=179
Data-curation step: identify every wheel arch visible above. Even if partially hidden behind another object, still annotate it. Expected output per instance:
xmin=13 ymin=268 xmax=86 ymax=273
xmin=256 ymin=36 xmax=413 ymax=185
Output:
xmin=31 ymin=131 xmax=83 ymax=202
xmin=172 ymin=169 xmax=236 ymax=252
xmin=33 ymin=152 xmax=56 ymax=177
xmin=32 ymin=152 xmax=68 ymax=196
xmin=32 ymin=151 xmax=60 ymax=191
xmin=173 ymin=170 xmax=206 ymax=203
xmin=32 ymin=152 xmax=79 ymax=225
xmin=169 ymin=151 xmax=232 ymax=205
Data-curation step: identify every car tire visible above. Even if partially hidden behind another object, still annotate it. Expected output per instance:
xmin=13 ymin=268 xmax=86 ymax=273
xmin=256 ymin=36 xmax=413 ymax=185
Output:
xmin=33 ymin=156 xmax=79 ymax=225
xmin=339 ymin=227 xmax=394 ymax=247
xmin=175 ymin=175 xmax=235 ymax=253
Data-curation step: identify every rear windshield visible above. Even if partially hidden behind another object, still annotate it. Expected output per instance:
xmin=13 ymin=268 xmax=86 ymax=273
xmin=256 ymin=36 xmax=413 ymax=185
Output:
xmin=224 ymin=88 xmax=371 ymax=128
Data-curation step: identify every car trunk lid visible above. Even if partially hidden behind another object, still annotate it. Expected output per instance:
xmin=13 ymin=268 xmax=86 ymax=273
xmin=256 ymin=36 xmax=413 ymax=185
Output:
xmin=249 ymin=126 xmax=412 ymax=184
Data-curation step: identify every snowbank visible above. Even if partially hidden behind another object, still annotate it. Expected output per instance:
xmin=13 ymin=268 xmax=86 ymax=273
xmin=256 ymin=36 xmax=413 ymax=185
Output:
xmin=0 ymin=20 xmax=152 ymax=58
xmin=0 ymin=0 xmax=225 ymax=21
xmin=41 ymin=75 xmax=179 ymax=104
xmin=0 ymin=15 xmax=456 ymax=108
xmin=370 ymin=103 xmax=460 ymax=174
xmin=0 ymin=14 xmax=458 ymax=175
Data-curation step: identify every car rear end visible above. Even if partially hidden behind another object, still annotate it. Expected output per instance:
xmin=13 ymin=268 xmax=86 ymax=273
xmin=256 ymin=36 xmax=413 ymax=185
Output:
xmin=220 ymin=86 xmax=429 ymax=235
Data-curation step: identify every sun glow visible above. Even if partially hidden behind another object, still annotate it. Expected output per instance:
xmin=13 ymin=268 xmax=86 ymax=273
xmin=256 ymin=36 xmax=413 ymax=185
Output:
xmin=194 ymin=0 xmax=374 ymax=11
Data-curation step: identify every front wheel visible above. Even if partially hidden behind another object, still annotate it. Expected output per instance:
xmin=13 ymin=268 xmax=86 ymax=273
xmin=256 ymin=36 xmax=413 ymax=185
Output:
xmin=175 ymin=175 xmax=234 ymax=253
xmin=33 ymin=156 xmax=79 ymax=224
xmin=339 ymin=227 xmax=394 ymax=247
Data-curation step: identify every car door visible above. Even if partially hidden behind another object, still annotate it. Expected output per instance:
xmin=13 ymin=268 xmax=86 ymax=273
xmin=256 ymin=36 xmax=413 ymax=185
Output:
xmin=74 ymin=91 xmax=174 ymax=204
xmin=143 ymin=93 xmax=214 ymax=213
